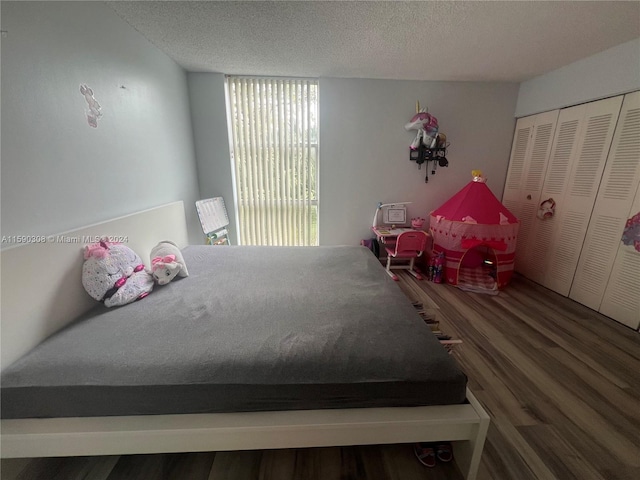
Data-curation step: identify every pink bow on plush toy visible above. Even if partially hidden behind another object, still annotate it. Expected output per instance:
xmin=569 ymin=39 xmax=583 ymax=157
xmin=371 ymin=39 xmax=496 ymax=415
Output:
xmin=151 ymin=255 xmax=176 ymax=270
xmin=149 ymin=241 xmax=189 ymax=286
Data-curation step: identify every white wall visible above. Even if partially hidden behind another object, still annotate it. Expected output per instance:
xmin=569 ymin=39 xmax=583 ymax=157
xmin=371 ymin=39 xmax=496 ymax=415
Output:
xmin=187 ymin=73 xmax=238 ymax=244
xmin=1 ymin=1 xmax=202 ymax=247
xmin=188 ymin=77 xmax=518 ymax=247
xmin=319 ymin=78 xmax=519 ymax=245
xmin=516 ymin=38 xmax=640 ymax=117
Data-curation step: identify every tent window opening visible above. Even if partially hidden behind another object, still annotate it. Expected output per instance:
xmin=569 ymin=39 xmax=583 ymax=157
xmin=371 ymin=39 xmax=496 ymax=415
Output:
xmin=457 ymin=245 xmax=499 ymax=294
xmin=227 ymin=76 xmax=319 ymax=246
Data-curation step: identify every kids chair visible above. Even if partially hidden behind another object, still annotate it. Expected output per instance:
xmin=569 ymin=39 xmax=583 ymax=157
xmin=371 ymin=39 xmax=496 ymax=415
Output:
xmin=385 ymin=231 xmax=430 ymax=281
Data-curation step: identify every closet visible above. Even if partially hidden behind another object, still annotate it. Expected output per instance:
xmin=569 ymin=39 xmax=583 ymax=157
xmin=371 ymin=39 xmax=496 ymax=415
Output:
xmin=504 ymin=91 xmax=640 ymax=330
xmin=597 ymin=182 xmax=640 ymax=329
xmin=502 ymin=110 xmax=558 ymax=279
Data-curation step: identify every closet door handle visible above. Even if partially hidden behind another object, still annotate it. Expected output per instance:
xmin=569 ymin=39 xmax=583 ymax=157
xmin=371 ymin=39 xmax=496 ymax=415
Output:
xmin=526 ymin=194 xmax=532 ymax=200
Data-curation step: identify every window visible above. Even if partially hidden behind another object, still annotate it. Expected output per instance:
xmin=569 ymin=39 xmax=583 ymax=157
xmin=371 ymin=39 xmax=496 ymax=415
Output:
xmin=227 ymin=76 xmax=319 ymax=246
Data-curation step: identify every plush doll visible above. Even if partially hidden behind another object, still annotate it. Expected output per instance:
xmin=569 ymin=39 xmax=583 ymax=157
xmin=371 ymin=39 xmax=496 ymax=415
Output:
xmin=82 ymin=239 xmax=154 ymax=307
xmin=150 ymin=241 xmax=189 ymax=285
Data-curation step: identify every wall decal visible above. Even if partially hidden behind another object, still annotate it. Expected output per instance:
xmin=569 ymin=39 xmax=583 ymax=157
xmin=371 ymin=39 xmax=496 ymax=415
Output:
xmin=80 ymin=84 xmax=102 ymax=128
xmin=622 ymin=212 xmax=640 ymax=252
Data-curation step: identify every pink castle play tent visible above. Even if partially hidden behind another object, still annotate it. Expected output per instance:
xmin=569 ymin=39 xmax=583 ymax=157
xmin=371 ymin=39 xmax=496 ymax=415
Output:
xmin=429 ymin=175 xmax=519 ymax=292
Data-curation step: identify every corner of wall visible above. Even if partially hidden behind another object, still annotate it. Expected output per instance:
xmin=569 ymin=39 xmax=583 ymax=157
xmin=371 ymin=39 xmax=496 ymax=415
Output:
xmin=187 ymin=73 xmax=238 ymax=245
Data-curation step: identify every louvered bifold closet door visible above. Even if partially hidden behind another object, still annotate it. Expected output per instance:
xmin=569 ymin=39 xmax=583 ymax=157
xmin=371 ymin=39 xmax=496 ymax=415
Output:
xmin=538 ymin=96 xmax=623 ymax=295
xmin=502 ymin=115 xmax=536 ymax=221
xmin=599 ymin=181 xmax=640 ymax=329
xmin=570 ymin=91 xmax=640 ymax=313
xmin=503 ymin=110 xmax=558 ymax=277
xmin=524 ymin=106 xmax=584 ymax=285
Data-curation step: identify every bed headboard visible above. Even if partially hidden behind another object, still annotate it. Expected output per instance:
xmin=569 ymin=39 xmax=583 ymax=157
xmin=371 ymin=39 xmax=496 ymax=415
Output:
xmin=1 ymin=201 xmax=189 ymax=369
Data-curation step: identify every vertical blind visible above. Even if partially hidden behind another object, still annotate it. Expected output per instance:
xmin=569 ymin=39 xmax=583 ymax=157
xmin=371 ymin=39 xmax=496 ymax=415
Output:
xmin=227 ymin=76 xmax=319 ymax=246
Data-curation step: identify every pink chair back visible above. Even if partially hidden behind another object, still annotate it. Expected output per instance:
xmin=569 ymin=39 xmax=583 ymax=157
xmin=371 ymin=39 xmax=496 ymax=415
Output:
xmin=392 ymin=231 xmax=429 ymax=258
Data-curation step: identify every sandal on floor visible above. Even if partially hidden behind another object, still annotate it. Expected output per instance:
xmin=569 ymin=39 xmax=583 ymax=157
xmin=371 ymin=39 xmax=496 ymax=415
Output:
xmin=436 ymin=443 xmax=453 ymax=463
xmin=414 ymin=443 xmax=436 ymax=468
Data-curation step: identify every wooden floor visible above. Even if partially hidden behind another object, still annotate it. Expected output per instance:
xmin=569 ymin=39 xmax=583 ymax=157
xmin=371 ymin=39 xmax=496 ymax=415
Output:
xmin=2 ymin=273 xmax=639 ymax=480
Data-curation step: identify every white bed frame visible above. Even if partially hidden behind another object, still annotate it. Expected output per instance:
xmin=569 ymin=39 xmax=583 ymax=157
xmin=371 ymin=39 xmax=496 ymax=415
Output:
xmin=0 ymin=202 xmax=489 ymax=479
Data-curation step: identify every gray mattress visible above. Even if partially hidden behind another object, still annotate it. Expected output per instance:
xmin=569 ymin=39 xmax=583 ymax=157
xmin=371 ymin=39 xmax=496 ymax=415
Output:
xmin=1 ymin=245 xmax=466 ymax=419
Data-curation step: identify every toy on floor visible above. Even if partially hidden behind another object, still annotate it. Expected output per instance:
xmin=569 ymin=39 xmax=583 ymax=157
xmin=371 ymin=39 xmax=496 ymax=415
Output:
xmin=150 ymin=241 xmax=189 ymax=285
xmin=82 ymin=239 xmax=154 ymax=307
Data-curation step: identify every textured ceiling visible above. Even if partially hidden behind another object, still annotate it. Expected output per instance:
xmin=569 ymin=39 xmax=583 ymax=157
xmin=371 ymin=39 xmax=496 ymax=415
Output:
xmin=108 ymin=0 xmax=640 ymax=82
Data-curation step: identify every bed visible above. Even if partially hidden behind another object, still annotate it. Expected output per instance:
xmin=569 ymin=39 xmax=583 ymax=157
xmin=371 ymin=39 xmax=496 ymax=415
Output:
xmin=0 ymin=202 xmax=489 ymax=479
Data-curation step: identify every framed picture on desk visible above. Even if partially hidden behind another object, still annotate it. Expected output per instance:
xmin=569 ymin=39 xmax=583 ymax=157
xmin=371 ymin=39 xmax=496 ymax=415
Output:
xmin=383 ymin=206 xmax=407 ymax=224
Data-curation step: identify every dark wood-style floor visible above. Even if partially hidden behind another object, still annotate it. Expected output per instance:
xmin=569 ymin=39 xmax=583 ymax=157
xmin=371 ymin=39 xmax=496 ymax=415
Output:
xmin=2 ymin=273 xmax=639 ymax=480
